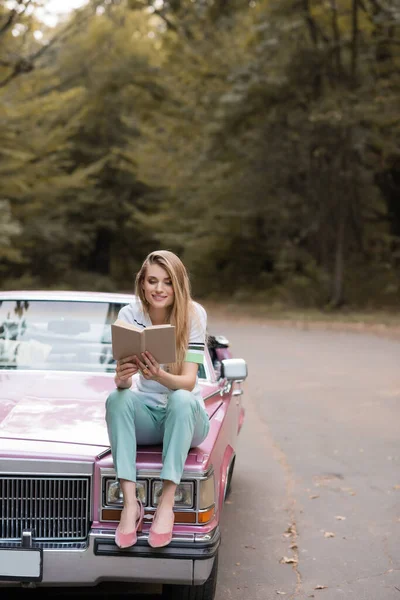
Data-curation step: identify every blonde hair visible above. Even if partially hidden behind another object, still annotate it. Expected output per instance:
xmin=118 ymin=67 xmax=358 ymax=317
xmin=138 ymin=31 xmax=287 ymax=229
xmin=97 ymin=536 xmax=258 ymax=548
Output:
xmin=135 ymin=250 xmax=194 ymax=375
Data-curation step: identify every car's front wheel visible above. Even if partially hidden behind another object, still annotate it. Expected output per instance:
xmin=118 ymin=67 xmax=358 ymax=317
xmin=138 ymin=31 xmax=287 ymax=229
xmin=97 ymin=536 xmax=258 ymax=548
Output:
xmin=162 ymin=553 xmax=219 ymax=600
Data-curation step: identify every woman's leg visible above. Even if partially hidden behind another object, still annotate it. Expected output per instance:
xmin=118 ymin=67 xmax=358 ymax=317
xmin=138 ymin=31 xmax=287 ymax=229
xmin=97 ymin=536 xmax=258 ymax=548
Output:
xmin=105 ymin=389 xmax=162 ymax=532
xmin=153 ymin=390 xmax=210 ymax=533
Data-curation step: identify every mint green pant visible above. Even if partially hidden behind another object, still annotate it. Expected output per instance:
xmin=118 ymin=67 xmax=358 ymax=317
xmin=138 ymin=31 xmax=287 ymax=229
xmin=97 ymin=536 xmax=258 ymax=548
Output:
xmin=105 ymin=389 xmax=210 ymax=485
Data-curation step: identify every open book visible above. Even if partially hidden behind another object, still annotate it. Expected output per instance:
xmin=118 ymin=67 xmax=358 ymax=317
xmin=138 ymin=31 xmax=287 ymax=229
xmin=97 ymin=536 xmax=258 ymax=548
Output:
xmin=111 ymin=319 xmax=176 ymax=364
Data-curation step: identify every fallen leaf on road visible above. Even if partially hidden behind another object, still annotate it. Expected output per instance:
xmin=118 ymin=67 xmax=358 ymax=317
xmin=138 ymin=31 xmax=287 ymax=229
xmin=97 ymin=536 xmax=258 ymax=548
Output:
xmin=341 ymin=487 xmax=356 ymax=495
xmin=283 ymin=524 xmax=296 ymax=537
xmin=324 ymin=532 xmax=335 ymax=538
xmin=235 ymin=562 xmax=240 ymax=566
xmin=290 ymin=543 xmax=298 ymax=550
xmin=393 ymin=485 xmax=400 ymax=490
xmin=280 ymin=556 xmax=298 ymax=565
xmin=315 ymin=585 xmax=328 ymax=590
xmin=309 ymin=495 xmax=320 ymax=499
xmin=335 ymin=516 xmax=346 ymax=520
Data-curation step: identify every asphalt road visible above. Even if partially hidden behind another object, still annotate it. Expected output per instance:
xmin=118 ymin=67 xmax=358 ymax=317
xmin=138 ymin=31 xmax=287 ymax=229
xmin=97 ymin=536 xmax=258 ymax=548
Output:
xmin=6 ymin=316 xmax=400 ymax=599
xmin=213 ymin=315 xmax=400 ymax=600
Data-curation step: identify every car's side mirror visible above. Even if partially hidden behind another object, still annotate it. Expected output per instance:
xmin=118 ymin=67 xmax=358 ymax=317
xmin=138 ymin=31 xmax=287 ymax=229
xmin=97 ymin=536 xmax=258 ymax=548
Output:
xmin=221 ymin=358 xmax=248 ymax=382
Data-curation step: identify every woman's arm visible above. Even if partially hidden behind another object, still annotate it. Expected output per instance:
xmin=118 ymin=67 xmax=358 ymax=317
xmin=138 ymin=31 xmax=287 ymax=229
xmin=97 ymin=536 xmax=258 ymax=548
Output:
xmin=136 ymin=352 xmax=198 ymax=391
xmin=156 ymin=361 xmax=198 ymax=391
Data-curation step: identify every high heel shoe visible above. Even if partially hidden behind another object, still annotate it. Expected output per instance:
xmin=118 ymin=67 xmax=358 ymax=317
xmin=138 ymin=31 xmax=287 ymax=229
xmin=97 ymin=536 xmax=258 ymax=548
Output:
xmin=115 ymin=499 xmax=144 ymax=549
xmin=148 ymin=509 xmax=175 ymax=548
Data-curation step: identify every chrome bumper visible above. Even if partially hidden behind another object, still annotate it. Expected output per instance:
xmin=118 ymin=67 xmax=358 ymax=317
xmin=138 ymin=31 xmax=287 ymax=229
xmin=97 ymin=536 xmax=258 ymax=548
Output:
xmin=0 ymin=527 xmax=220 ymax=587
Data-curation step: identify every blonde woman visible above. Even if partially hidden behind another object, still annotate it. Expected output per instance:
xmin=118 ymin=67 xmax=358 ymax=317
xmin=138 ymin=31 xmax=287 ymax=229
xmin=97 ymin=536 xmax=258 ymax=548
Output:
xmin=105 ymin=250 xmax=210 ymax=549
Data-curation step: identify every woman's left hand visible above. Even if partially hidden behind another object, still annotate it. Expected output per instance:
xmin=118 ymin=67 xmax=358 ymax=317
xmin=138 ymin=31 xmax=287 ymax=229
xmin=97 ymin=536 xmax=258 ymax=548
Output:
xmin=136 ymin=351 xmax=161 ymax=380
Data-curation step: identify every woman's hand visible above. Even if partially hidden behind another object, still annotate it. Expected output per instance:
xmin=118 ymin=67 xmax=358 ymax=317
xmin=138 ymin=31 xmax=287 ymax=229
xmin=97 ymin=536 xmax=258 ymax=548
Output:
xmin=136 ymin=351 xmax=161 ymax=380
xmin=115 ymin=355 xmax=139 ymax=381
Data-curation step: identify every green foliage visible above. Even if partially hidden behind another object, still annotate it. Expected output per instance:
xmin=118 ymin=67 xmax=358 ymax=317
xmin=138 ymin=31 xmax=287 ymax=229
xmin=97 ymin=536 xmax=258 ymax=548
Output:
xmin=0 ymin=0 xmax=399 ymax=307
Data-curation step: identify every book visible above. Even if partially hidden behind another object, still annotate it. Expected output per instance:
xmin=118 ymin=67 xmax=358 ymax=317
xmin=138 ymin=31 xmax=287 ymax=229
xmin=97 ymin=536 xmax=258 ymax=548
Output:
xmin=111 ymin=319 xmax=176 ymax=364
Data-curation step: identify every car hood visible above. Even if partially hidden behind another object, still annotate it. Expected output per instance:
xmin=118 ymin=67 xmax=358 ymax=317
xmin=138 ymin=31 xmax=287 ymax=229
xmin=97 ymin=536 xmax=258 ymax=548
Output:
xmin=0 ymin=371 xmax=222 ymax=449
xmin=0 ymin=370 xmax=115 ymax=448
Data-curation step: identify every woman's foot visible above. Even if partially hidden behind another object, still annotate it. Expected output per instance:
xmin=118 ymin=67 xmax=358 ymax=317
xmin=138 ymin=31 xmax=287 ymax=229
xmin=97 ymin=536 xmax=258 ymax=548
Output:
xmin=119 ymin=503 xmax=138 ymax=533
xmin=148 ymin=505 xmax=175 ymax=548
xmin=115 ymin=500 xmax=143 ymax=549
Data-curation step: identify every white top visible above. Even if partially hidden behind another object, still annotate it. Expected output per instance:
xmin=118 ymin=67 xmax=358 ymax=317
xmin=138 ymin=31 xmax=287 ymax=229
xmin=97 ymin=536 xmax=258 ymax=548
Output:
xmin=118 ymin=297 xmax=207 ymax=408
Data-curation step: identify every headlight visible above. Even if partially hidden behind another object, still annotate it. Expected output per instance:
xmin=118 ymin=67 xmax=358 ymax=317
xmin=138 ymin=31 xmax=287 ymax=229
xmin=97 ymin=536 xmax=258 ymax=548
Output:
xmin=105 ymin=479 xmax=147 ymax=506
xmin=152 ymin=481 xmax=194 ymax=508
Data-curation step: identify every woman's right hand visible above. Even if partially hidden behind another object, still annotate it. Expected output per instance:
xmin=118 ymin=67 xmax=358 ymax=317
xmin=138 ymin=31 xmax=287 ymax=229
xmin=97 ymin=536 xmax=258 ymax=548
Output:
xmin=115 ymin=355 xmax=139 ymax=382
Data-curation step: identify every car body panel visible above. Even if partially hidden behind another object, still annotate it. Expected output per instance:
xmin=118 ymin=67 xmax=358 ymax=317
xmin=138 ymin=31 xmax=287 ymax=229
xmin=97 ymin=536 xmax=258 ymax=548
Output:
xmin=0 ymin=291 xmax=246 ymax=589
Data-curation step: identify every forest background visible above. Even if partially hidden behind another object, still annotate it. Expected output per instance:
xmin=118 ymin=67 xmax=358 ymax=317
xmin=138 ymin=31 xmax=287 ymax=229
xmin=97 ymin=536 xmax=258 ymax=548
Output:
xmin=0 ymin=0 xmax=399 ymax=310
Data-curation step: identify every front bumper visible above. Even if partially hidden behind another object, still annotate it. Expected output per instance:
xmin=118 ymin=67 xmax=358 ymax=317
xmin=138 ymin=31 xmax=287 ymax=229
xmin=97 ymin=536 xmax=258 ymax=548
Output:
xmin=0 ymin=527 xmax=220 ymax=588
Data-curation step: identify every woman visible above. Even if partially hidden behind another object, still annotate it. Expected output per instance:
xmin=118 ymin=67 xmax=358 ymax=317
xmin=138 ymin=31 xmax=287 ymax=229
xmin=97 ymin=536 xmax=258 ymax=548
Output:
xmin=106 ymin=250 xmax=210 ymax=549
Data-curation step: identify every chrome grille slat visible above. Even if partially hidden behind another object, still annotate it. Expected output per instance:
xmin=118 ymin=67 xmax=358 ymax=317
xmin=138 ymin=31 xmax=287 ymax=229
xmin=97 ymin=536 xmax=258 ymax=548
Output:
xmin=0 ymin=476 xmax=90 ymax=541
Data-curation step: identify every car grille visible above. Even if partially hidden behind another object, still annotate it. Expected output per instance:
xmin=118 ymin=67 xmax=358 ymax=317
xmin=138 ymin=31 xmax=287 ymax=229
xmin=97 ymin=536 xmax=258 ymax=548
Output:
xmin=0 ymin=476 xmax=91 ymax=541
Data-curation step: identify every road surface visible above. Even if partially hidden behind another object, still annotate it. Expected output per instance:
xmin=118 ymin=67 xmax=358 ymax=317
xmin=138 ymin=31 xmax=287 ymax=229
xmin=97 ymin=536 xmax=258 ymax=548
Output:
xmin=214 ymin=315 xmax=400 ymax=600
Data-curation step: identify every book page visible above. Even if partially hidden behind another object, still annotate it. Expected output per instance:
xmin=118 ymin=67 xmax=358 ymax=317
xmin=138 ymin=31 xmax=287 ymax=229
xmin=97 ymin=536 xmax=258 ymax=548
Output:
xmin=111 ymin=320 xmax=142 ymax=361
xmin=144 ymin=325 xmax=176 ymax=364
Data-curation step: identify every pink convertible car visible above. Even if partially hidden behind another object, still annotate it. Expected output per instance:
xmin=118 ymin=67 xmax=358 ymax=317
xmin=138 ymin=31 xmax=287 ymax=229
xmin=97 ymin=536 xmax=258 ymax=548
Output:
xmin=0 ymin=291 xmax=247 ymax=600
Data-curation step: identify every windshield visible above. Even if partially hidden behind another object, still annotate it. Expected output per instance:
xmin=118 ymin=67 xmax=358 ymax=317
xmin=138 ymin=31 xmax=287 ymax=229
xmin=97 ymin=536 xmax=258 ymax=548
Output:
xmin=0 ymin=300 xmax=122 ymax=373
xmin=0 ymin=299 xmax=207 ymax=378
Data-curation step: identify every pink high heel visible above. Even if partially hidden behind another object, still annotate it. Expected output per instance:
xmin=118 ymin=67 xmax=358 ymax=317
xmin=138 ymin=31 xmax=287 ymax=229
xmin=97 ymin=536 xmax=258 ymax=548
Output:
xmin=148 ymin=509 xmax=175 ymax=548
xmin=115 ymin=499 xmax=144 ymax=549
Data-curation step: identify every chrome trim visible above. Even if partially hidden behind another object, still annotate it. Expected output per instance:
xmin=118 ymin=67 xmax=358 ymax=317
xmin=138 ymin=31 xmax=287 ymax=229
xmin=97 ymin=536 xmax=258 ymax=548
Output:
xmin=198 ymin=504 xmax=215 ymax=513
xmin=0 ymin=459 xmax=93 ymax=477
xmin=0 ymin=475 xmax=91 ymax=541
xmin=233 ymin=388 xmax=244 ymax=397
xmin=100 ymin=465 xmax=214 ymax=482
xmin=1 ymin=528 xmax=218 ymax=547
xmin=96 ymin=447 xmax=112 ymax=461
xmin=219 ymin=380 xmax=232 ymax=396
xmin=21 ymin=530 xmax=33 ymax=549
xmin=195 ymin=527 xmax=219 ymax=543
xmin=92 ymin=530 xmax=196 ymax=543
xmin=202 ymin=389 xmax=221 ymax=402
xmin=0 ymin=540 xmax=88 ymax=550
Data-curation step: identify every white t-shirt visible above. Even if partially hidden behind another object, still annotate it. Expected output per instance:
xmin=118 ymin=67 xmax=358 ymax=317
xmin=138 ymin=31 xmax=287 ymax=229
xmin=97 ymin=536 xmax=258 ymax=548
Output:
xmin=117 ymin=298 xmax=207 ymax=408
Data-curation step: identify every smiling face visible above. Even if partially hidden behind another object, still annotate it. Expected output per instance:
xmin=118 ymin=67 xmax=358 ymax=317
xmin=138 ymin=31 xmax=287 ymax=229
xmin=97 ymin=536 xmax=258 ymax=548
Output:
xmin=142 ymin=263 xmax=175 ymax=312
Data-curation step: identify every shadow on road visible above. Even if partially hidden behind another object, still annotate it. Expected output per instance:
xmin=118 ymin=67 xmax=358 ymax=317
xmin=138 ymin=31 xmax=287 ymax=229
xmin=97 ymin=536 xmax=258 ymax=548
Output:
xmin=4 ymin=584 xmax=162 ymax=599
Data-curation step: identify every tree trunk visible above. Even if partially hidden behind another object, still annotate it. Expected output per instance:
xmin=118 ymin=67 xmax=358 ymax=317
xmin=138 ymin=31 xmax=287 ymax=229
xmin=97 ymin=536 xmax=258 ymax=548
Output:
xmin=330 ymin=199 xmax=346 ymax=307
xmin=329 ymin=0 xmax=343 ymax=74
xmin=351 ymin=0 xmax=359 ymax=83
